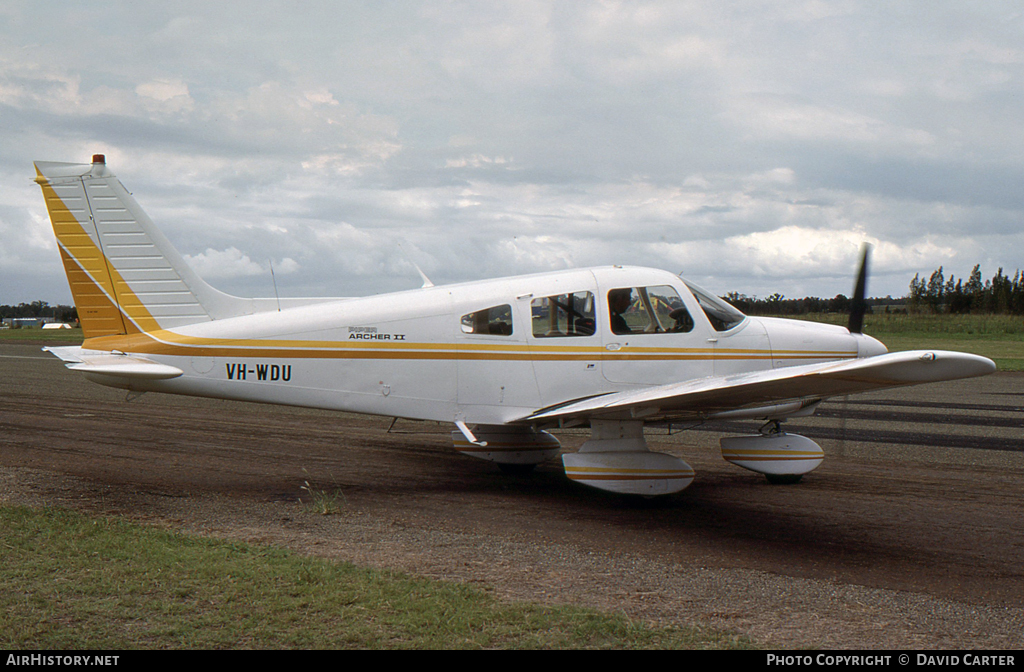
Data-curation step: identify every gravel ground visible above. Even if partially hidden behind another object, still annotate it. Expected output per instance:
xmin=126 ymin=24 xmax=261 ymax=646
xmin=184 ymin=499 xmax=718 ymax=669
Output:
xmin=2 ymin=344 xmax=1023 ymax=649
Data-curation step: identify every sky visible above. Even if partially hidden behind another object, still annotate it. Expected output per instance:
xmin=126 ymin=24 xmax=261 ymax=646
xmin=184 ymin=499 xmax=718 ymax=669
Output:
xmin=2 ymin=1 xmax=1023 ymax=305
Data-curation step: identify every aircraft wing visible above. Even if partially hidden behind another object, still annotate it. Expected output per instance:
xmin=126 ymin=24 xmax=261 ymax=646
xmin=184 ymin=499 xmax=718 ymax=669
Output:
xmin=521 ymin=350 xmax=996 ymax=425
xmin=44 ymin=346 xmax=184 ymax=380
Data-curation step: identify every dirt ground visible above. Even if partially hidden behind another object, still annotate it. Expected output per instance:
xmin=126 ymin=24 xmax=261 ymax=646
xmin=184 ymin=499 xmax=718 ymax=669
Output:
xmin=2 ymin=343 xmax=1022 ymax=649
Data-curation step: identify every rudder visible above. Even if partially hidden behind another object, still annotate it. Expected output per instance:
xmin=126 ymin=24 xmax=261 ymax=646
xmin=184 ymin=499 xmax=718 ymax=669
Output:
xmin=34 ymin=155 xmax=251 ymax=337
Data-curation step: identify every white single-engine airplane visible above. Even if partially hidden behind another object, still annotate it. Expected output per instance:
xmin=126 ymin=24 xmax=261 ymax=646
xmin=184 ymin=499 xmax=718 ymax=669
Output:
xmin=34 ymin=156 xmax=996 ymax=496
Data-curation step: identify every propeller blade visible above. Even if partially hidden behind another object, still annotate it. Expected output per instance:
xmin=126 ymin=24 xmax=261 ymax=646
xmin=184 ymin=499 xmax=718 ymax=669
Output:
xmin=848 ymin=244 xmax=871 ymax=334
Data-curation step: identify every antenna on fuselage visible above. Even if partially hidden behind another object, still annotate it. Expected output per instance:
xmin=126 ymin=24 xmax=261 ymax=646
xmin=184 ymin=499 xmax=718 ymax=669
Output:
xmin=412 ymin=262 xmax=434 ymax=289
xmin=397 ymin=242 xmax=434 ymax=289
xmin=269 ymin=260 xmax=281 ymax=312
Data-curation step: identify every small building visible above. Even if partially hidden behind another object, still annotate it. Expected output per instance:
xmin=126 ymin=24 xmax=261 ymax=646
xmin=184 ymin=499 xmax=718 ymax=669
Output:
xmin=2 ymin=317 xmax=47 ymax=328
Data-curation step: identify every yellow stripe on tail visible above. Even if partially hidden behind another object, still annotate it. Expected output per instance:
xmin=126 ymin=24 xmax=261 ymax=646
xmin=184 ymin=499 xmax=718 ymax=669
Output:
xmin=34 ymin=156 xmax=258 ymax=342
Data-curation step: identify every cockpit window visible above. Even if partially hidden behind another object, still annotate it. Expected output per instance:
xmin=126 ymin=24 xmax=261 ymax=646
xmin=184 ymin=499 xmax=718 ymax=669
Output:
xmin=682 ymin=280 xmax=747 ymax=331
xmin=461 ymin=304 xmax=513 ymax=335
xmin=608 ymin=285 xmax=694 ymax=334
xmin=531 ymin=291 xmax=596 ymax=337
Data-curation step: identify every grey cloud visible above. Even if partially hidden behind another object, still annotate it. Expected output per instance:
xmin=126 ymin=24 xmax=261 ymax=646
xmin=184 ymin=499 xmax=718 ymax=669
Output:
xmin=3 ymin=2 xmax=1024 ymax=305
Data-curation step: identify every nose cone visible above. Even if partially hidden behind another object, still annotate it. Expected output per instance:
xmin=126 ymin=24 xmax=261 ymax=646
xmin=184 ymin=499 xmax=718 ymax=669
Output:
xmin=854 ymin=333 xmax=888 ymax=358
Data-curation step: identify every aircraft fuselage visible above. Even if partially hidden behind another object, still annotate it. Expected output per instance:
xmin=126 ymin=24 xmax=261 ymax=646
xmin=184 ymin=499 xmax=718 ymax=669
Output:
xmin=77 ymin=265 xmax=882 ymax=427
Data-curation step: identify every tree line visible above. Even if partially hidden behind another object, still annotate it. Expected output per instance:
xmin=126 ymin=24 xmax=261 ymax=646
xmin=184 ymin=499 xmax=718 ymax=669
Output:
xmin=907 ymin=265 xmax=1024 ymax=315
xmin=722 ymin=292 xmax=896 ymax=317
xmin=1 ymin=301 xmax=78 ymax=322
xmin=726 ymin=265 xmax=1024 ymax=316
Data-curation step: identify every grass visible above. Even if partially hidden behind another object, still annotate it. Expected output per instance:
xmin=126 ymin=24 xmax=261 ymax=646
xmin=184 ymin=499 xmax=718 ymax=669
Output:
xmin=0 ymin=505 xmax=749 ymax=650
xmin=0 ymin=326 xmax=84 ymax=343
xmin=300 ymin=471 xmax=346 ymax=515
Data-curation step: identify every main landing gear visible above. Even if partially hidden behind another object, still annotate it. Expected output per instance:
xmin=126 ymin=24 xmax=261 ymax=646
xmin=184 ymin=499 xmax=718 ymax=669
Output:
xmin=452 ymin=417 xmax=825 ymax=495
xmin=720 ymin=419 xmax=825 ymax=484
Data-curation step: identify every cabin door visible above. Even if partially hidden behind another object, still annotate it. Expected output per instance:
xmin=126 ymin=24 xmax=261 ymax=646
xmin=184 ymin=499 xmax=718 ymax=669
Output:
xmin=601 ymin=283 xmax=715 ymax=385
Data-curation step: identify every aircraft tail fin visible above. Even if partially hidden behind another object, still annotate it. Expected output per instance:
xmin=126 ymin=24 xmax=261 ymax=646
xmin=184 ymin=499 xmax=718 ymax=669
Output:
xmin=34 ymin=155 xmax=253 ymax=338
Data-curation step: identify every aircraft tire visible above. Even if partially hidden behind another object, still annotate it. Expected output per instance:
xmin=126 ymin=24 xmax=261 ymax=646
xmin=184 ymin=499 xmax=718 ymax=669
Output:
xmin=765 ymin=473 xmax=803 ymax=485
xmin=498 ymin=463 xmax=537 ymax=475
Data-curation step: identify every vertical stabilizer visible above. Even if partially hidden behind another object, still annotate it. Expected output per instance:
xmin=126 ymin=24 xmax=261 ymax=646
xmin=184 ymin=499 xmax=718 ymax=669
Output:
xmin=34 ymin=156 xmax=253 ymax=337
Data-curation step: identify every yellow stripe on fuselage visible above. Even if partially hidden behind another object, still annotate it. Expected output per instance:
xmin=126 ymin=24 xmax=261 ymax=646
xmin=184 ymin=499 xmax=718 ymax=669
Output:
xmin=80 ymin=328 xmax=857 ymax=364
xmin=81 ymin=329 xmax=857 ymax=365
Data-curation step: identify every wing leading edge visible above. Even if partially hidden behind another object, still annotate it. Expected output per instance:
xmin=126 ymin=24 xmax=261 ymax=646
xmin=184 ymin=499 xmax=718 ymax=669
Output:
xmin=521 ymin=350 xmax=996 ymax=425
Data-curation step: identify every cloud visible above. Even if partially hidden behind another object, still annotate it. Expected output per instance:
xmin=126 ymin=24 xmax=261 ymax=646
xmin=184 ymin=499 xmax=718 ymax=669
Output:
xmin=183 ymin=247 xmax=290 ymax=279
xmin=727 ymin=96 xmax=937 ymax=153
xmin=135 ymin=78 xmax=194 ymax=114
xmin=2 ymin=2 xmax=1023 ymax=305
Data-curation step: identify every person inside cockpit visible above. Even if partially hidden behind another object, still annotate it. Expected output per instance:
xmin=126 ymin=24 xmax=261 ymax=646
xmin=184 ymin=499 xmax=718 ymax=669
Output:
xmin=608 ymin=288 xmax=634 ymax=334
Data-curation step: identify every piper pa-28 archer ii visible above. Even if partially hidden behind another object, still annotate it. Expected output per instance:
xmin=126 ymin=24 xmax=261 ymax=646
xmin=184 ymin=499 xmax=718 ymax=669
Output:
xmin=34 ymin=155 xmax=996 ymax=496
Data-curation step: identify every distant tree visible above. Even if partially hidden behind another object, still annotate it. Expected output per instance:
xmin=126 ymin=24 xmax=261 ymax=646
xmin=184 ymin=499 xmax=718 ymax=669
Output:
xmin=947 ymin=278 xmax=971 ymax=314
xmin=1013 ymin=270 xmax=1024 ymax=315
xmin=926 ymin=267 xmax=945 ymax=312
xmin=908 ymin=273 xmax=926 ymax=311
xmin=991 ymin=268 xmax=1011 ymax=313
xmin=829 ymin=294 xmax=850 ymax=314
xmin=722 ymin=292 xmax=751 ymax=313
xmin=906 ymin=264 xmax=1024 ymax=315
xmin=965 ymin=264 xmax=984 ymax=310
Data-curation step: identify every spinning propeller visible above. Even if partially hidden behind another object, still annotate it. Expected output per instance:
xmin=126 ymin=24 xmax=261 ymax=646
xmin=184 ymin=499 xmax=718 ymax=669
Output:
xmin=841 ymin=243 xmax=871 ymax=456
xmin=848 ymin=244 xmax=871 ymax=335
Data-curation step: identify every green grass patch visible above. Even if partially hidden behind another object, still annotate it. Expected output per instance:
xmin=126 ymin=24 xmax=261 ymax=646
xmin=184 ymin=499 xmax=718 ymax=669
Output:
xmin=0 ymin=327 xmax=83 ymax=343
xmin=0 ymin=506 xmax=750 ymax=650
xmin=794 ymin=311 xmax=1024 ymax=337
xmin=783 ymin=313 xmax=1024 ymax=371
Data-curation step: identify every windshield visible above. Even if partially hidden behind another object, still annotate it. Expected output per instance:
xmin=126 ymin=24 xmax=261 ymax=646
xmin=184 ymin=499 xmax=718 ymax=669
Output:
xmin=682 ymin=280 xmax=747 ymax=332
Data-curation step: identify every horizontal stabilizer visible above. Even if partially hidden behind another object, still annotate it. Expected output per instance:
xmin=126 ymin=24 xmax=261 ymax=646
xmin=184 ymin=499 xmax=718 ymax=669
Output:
xmin=43 ymin=346 xmax=183 ymax=380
